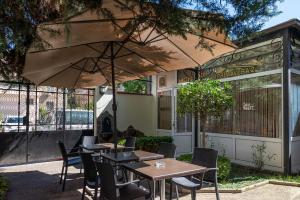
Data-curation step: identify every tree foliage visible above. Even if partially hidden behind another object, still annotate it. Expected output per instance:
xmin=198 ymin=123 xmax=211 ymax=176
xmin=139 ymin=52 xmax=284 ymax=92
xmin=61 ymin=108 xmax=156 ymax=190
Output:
xmin=177 ymin=79 xmax=233 ymax=146
xmin=122 ymin=78 xmax=148 ymax=94
xmin=0 ymin=0 xmax=282 ymax=80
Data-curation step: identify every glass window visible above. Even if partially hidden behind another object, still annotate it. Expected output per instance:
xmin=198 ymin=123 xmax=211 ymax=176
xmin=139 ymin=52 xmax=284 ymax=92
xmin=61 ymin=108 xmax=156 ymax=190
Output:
xmin=206 ymin=74 xmax=282 ymax=138
xmin=158 ymin=91 xmax=172 ymax=130
xmin=291 ymin=35 xmax=300 ymax=69
xmin=291 ymin=73 xmax=300 ymax=136
xmin=176 ymin=113 xmax=192 ymax=133
xmin=176 ymin=89 xmax=192 ymax=133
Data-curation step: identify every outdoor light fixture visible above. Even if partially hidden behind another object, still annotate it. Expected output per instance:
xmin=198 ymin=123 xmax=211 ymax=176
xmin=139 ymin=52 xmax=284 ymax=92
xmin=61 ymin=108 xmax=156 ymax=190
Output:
xmin=99 ymin=86 xmax=107 ymax=95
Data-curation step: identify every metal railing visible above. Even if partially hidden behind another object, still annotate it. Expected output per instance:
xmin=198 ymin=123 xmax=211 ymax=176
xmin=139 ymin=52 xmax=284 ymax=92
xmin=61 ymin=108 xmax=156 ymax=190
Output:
xmin=0 ymin=80 xmax=94 ymax=133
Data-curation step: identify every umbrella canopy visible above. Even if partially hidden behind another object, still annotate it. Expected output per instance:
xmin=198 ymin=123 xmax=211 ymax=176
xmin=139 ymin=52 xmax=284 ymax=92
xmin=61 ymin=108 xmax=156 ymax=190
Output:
xmin=22 ymin=0 xmax=236 ymax=151
xmin=23 ymin=1 xmax=235 ymax=88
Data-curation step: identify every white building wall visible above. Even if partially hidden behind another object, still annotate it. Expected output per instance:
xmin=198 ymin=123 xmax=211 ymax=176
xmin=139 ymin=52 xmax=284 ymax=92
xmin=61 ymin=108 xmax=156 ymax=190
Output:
xmin=94 ymin=86 xmax=156 ymax=136
xmin=204 ymin=133 xmax=283 ymax=172
xmin=291 ymin=137 xmax=300 ymax=173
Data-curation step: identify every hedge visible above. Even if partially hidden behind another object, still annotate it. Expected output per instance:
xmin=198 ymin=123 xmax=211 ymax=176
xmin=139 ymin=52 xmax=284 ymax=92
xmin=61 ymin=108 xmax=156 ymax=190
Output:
xmin=118 ymin=136 xmax=173 ymax=152
xmin=177 ymin=154 xmax=231 ymax=181
xmin=136 ymin=136 xmax=173 ymax=152
xmin=0 ymin=176 xmax=8 ymax=200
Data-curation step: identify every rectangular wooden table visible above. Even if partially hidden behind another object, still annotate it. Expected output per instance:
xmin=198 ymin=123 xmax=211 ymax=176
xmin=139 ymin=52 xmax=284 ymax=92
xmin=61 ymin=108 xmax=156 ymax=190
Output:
xmin=81 ymin=144 xmax=110 ymax=152
xmin=122 ymin=158 xmax=207 ymax=200
xmin=100 ymin=143 xmax=125 ymax=150
xmin=82 ymin=143 xmax=124 ymax=152
xmin=100 ymin=150 xmax=164 ymax=163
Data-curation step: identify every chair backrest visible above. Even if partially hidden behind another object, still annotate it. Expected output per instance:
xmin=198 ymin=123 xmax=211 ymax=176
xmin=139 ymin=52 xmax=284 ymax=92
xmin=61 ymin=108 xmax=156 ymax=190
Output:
xmin=123 ymin=137 xmax=136 ymax=152
xmin=80 ymin=152 xmax=97 ymax=183
xmin=192 ymin=148 xmax=218 ymax=182
xmin=82 ymin=136 xmax=97 ymax=146
xmin=95 ymin=162 xmax=117 ymax=200
xmin=157 ymin=142 xmax=176 ymax=158
xmin=57 ymin=140 xmax=68 ymax=161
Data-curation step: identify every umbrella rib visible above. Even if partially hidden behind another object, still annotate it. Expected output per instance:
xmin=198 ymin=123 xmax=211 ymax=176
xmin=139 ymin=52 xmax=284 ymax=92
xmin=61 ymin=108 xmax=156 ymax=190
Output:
xmin=113 ymin=21 xmax=141 ymax=58
xmin=37 ymin=58 xmax=85 ymax=85
xmin=86 ymin=44 xmax=107 ymax=56
xmin=112 ymin=22 xmax=140 ymax=44
xmin=190 ymin=32 xmax=236 ymax=48
xmin=98 ymin=59 xmax=143 ymax=79
xmin=156 ymin=30 xmax=201 ymax=66
xmin=143 ymin=24 xmax=157 ymax=43
xmin=90 ymin=58 xmax=112 ymax=85
xmin=114 ymin=52 xmax=135 ymax=58
xmin=144 ymin=31 xmax=167 ymax=44
xmin=146 ymin=37 xmax=167 ymax=44
xmin=42 ymin=18 xmax=136 ymax=26
xmin=29 ymin=41 xmax=108 ymax=54
xmin=115 ymin=42 xmax=168 ymax=72
xmin=91 ymin=43 xmax=111 ymax=72
xmin=73 ymin=59 xmax=89 ymax=88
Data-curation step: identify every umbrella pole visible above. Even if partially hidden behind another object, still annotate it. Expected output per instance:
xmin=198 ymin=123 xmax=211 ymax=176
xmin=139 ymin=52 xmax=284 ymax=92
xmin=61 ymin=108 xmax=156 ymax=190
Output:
xmin=110 ymin=42 xmax=118 ymax=156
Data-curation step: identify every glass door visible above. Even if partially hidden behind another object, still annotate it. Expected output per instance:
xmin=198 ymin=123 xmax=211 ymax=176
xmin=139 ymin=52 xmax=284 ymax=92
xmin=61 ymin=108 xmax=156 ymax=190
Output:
xmin=173 ymin=88 xmax=193 ymax=154
xmin=157 ymin=89 xmax=174 ymax=136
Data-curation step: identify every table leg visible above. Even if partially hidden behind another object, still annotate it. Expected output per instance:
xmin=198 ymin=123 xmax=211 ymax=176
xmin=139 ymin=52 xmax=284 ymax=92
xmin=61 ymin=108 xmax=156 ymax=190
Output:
xmin=160 ymin=179 xmax=165 ymax=200
xmin=152 ymin=180 xmax=156 ymax=200
xmin=129 ymin=171 xmax=134 ymax=181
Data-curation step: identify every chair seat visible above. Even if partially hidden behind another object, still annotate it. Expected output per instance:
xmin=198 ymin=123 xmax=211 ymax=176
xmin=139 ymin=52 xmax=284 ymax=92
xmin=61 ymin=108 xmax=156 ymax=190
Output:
xmin=66 ymin=156 xmax=81 ymax=166
xmin=119 ymin=183 xmax=149 ymax=200
xmin=172 ymin=177 xmax=202 ymax=190
xmin=86 ymin=176 xmax=101 ymax=189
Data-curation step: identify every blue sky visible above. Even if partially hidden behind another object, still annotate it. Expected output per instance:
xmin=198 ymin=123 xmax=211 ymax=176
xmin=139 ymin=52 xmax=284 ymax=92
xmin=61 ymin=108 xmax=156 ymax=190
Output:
xmin=263 ymin=0 xmax=300 ymax=29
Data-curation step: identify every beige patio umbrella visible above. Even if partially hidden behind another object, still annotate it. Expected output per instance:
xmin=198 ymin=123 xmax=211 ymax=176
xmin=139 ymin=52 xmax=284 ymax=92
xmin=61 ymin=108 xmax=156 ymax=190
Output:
xmin=23 ymin=0 xmax=236 ymax=151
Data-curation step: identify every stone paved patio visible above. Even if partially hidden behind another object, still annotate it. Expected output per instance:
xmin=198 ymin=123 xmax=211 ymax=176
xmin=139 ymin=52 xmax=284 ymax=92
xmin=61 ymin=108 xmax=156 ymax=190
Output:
xmin=1 ymin=161 xmax=300 ymax=200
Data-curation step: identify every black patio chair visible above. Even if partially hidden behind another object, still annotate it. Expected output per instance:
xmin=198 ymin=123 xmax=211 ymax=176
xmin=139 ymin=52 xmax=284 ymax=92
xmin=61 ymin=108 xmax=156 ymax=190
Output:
xmin=80 ymin=152 xmax=100 ymax=200
xmin=147 ymin=142 xmax=177 ymax=195
xmin=82 ymin=136 xmax=97 ymax=146
xmin=96 ymin=162 xmax=150 ymax=200
xmin=81 ymin=136 xmax=97 ymax=152
xmin=123 ymin=136 xmax=136 ymax=152
xmin=57 ymin=140 xmax=81 ymax=192
xmin=157 ymin=142 xmax=176 ymax=158
xmin=169 ymin=148 xmax=220 ymax=200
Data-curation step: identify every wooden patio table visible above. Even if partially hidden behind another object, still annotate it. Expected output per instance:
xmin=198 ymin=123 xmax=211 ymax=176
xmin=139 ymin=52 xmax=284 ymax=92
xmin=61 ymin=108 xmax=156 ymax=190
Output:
xmin=81 ymin=143 xmax=124 ymax=153
xmin=99 ymin=150 xmax=164 ymax=163
xmin=81 ymin=144 xmax=111 ymax=152
xmin=94 ymin=150 xmax=164 ymax=187
xmin=100 ymin=143 xmax=125 ymax=150
xmin=122 ymin=158 xmax=207 ymax=200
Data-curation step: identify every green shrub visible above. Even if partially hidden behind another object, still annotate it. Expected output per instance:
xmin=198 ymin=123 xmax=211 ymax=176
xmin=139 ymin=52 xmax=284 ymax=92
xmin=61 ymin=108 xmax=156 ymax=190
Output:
xmin=218 ymin=156 xmax=231 ymax=181
xmin=177 ymin=153 xmax=231 ymax=181
xmin=136 ymin=136 xmax=173 ymax=152
xmin=177 ymin=153 xmax=193 ymax=163
xmin=0 ymin=176 xmax=8 ymax=200
xmin=118 ymin=139 xmax=126 ymax=146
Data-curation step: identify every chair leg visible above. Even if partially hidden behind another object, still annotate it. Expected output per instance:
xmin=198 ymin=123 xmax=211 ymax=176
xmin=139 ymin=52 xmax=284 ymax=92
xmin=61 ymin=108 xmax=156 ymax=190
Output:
xmin=62 ymin=165 xmax=68 ymax=192
xmin=80 ymin=163 xmax=82 ymax=174
xmin=94 ymin=186 xmax=98 ymax=200
xmin=81 ymin=183 xmax=86 ymax=200
xmin=215 ymin=182 xmax=220 ymax=200
xmin=191 ymin=190 xmax=196 ymax=200
xmin=156 ymin=181 xmax=160 ymax=194
xmin=175 ymin=186 xmax=179 ymax=200
xmin=60 ymin=165 xmax=64 ymax=184
xmin=169 ymin=182 xmax=172 ymax=200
